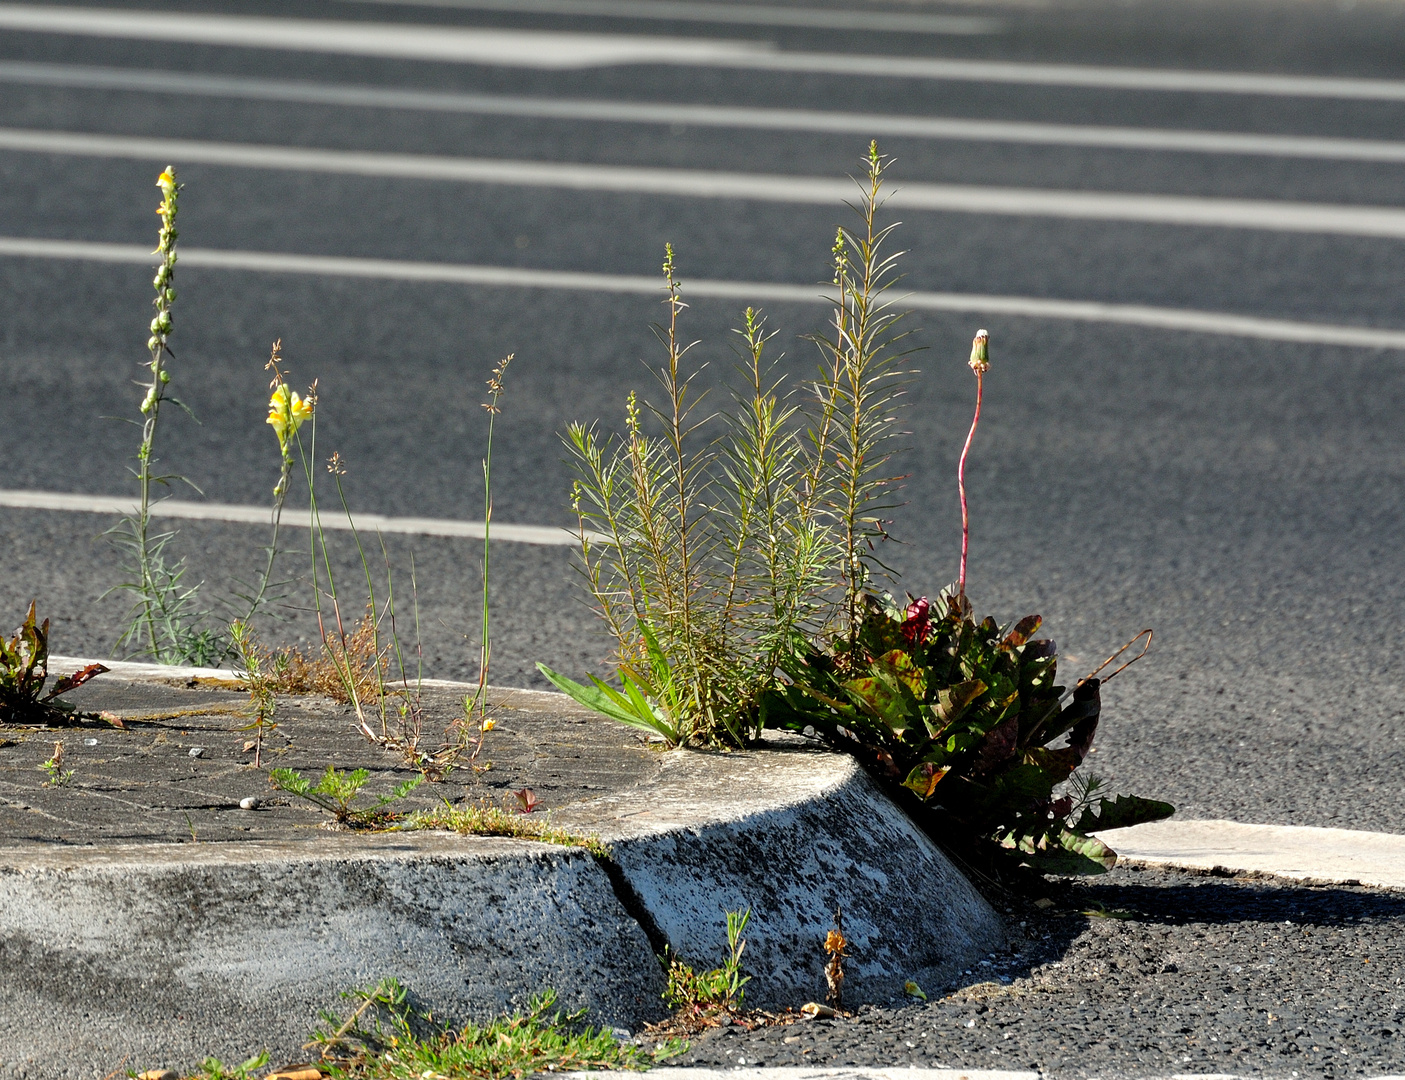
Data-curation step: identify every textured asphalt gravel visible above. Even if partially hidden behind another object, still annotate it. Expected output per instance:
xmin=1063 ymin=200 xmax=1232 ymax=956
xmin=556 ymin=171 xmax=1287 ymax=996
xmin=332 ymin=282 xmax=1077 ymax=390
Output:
xmin=675 ymin=864 xmax=1405 ymax=1079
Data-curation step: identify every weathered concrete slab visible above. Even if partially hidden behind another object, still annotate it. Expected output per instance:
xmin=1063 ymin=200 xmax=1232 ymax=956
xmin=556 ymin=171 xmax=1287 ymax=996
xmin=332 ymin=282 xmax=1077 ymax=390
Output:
xmin=557 ymin=749 xmax=1007 ymax=1009
xmin=1095 ymin=817 xmax=1405 ymax=890
xmin=1 ymin=671 xmax=658 ymax=845
xmin=0 ymin=833 xmax=664 ymax=1080
xmin=2 ymin=662 xmax=1007 ymax=1076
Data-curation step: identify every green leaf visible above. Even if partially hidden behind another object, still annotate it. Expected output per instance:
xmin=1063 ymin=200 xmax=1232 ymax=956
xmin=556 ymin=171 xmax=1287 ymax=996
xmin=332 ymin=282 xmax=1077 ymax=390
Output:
xmin=902 ymin=758 xmax=951 ymax=800
xmin=929 ymin=678 xmax=986 ymax=732
xmin=639 ymin=621 xmax=674 ymax=694
xmin=1009 ymin=828 xmax=1116 ymax=875
xmin=536 ymin=662 xmax=680 ymax=744
xmin=843 ymin=670 xmax=915 ymax=736
xmin=972 ymin=761 xmax=1056 ymax=817
xmin=1001 ymin=614 xmax=1042 ymax=650
xmin=267 ymin=767 xmax=310 ymax=796
xmin=1084 ymin=794 xmax=1175 ymax=832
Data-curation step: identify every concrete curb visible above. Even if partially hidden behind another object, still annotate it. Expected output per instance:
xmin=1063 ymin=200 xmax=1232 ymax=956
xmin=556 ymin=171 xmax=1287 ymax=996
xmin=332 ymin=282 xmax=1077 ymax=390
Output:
xmin=51 ymin=657 xmax=1405 ymax=892
xmin=4 ymin=661 xmax=1007 ymax=1076
xmin=556 ymin=749 xmax=1006 ymax=1009
xmin=0 ymin=834 xmax=663 ymax=1077
xmin=1094 ymin=818 xmax=1405 ymax=891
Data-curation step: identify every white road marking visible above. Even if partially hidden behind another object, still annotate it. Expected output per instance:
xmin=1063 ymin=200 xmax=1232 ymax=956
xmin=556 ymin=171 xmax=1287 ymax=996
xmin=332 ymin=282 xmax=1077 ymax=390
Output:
xmin=334 ymin=0 xmax=1003 ymax=35
xmin=738 ymin=52 xmax=1405 ymax=102
xmin=2 ymin=236 xmax=1403 ymax=350
xmin=0 ymin=5 xmax=772 ymax=69
xmin=7 ymin=128 xmax=1405 ymax=239
xmin=1095 ymin=818 xmax=1405 ymax=891
xmin=8 ymin=61 xmax=1405 ymax=164
xmin=561 ymin=1072 xmax=1040 ymax=1080
xmin=0 ymin=489 xmax=591 ymax=546
xmin=3 ymin=4 xmax=1405 ymax=100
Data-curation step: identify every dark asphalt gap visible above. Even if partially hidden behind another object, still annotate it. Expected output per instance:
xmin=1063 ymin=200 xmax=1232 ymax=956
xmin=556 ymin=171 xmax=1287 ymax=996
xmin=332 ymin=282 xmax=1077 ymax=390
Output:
xmin=0 ymin=2 xmax=1403 ymax=840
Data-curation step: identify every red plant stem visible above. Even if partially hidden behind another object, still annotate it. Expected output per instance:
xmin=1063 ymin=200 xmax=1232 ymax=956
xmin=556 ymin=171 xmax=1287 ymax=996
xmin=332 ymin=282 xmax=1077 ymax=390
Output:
xmin=958 ymin=370 xmax=984 ymax=597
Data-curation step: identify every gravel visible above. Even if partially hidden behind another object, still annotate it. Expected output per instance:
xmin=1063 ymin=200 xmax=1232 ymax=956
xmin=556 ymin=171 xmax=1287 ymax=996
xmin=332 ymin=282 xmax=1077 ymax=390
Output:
xmin=674 ymin=864 xmax=1405 ymax=1079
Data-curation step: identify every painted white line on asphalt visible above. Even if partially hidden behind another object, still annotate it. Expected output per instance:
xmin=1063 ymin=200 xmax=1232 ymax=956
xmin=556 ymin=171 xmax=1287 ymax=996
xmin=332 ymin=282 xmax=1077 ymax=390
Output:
xmin=8 ymin=128 xmax=1405 ymax=240
xmin=0 ymin=5 xmax=772 ymax=69
xmin=1095 ymin=818 xmax=1405 ymax=890
xmin=9 ymin=62 xmax=1405 ymax=165
xmin=335 ymin=0 xmax=1003 ymax=35
xmin=736 ymin=52 xmax=1405 ymax=102
xmin=4 ymin=5 xmax=1405 ymax=100
xmin=5 ymin=236 xmax=1405 ymax=351
xmin=566 ymin=1070 xmax=1333 ymax=1080
xmin=4 ymin=4 xmax=1405 ymax=100
xmin=0 ymin=489 xmax=591 ymax=547
xmin=563 ymin=1072 xmax=1039 ymax=1080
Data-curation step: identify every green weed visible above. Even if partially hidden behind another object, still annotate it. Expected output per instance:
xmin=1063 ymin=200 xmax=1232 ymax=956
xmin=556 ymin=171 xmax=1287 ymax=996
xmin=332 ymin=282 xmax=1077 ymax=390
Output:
xmin=401 ymin=799 xmax=611 ymax=859
xmin=0 ymin=602 xmax=106 ymax=725
xmin=542 ymin=144 xmax=910 ymax=747
xmin=185 ymin=1051 xmax=269 ymax=1080
xmin=268 ymin=765 xmax=421 ymax=828
xmin=38 ymin=740 xmax=74 ymax=786
xmin=311 ymin=979 xmax=683 ymax=1078
xmin=662 ymin=908 xmax=751 ymax=1021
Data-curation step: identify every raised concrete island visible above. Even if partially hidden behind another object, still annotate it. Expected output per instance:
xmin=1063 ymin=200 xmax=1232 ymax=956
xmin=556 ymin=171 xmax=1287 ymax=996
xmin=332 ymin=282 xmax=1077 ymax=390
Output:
xmin=0 ymin=663 xmax=1006 ymax=1077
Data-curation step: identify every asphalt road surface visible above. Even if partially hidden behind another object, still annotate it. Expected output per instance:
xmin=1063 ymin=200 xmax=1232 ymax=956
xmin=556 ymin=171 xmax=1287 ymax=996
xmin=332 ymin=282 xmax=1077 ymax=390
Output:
xmin=1 ymin=0 xmax=1404 ymax=833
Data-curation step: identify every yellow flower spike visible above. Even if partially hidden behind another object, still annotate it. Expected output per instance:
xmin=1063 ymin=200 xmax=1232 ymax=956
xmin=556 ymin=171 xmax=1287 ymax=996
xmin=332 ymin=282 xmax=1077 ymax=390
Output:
xmin=289 ymin=391 xmax=312 ymax=431
xmin=266 ymin=383 xmax=312 ymax=452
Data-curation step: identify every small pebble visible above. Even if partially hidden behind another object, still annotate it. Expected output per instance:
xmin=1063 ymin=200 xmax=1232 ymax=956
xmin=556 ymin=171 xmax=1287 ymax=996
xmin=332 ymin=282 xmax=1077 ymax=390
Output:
xmin=137 ymin=1070 xmax=177 ymax=1080
xmin=83 ymin=738 xmax=98 ymax=747
xmin=188 ymin=747 xmax=204 ymax=758
xmin=239 ymin=796 xmax=261 ymax=810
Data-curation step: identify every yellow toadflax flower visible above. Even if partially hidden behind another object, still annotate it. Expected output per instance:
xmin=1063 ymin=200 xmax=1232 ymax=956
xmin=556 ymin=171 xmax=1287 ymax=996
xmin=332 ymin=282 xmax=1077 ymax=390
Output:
xmin=266 ymin=383 xmax=313 ymax=452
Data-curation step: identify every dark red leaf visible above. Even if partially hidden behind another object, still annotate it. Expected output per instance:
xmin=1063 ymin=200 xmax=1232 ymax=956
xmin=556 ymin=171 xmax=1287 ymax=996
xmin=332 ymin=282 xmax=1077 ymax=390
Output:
xmin=45 ymin=663 xmax=108 ymax=701
xmin=969 ymin=715 xmax=1020 ymax=778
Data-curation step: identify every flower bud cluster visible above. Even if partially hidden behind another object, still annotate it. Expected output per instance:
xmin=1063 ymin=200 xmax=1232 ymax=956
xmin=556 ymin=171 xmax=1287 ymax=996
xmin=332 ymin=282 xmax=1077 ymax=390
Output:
xmin=144 ymin=166 xmax=180 ymax=405
xmin=968 ymin=329 xmax=990 ymax=375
